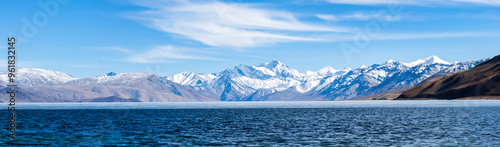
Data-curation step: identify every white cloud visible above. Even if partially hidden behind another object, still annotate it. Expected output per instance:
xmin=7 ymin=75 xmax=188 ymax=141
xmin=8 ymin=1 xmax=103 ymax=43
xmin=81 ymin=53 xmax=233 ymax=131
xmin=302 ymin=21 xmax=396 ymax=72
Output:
xmin=316 ymin=14 xmax=338 ymax=21
xmin=317 ymin=12 xmax=401 ymax=22
xmin=317 ymin=32 xmax=493 ymax=42
xmin=324 ymin=0 xmax=419 ymax=5
xmin=452 ymin=0 xmax=500 ymax=6
xmin=130 ymin=0 xmax=348 ymax=48
xmin=370 ymin=32 xmax=490 ymax=40
xmin=123 ymin=0 xmax=495 ymax=54
xmin=324 ymin=0 xmax=500 ymax=6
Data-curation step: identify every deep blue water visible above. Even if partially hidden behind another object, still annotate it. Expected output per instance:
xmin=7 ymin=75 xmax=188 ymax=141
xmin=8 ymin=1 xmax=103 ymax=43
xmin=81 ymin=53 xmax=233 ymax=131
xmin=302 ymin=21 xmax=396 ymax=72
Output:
xmin=2 ymin=101 xmax=500 ymax=146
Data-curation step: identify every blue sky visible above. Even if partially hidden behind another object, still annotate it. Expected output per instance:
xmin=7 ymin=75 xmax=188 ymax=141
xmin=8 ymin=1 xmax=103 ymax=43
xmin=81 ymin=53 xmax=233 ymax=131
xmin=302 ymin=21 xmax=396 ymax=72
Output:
xmin=2 ymin=0 xmax=500 ymax=78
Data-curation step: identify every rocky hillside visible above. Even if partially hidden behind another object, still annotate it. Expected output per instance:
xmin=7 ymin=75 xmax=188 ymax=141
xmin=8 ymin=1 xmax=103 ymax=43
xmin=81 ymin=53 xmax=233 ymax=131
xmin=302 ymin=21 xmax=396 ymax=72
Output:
xmin=397 ymin=55 xmax=500 ymax=100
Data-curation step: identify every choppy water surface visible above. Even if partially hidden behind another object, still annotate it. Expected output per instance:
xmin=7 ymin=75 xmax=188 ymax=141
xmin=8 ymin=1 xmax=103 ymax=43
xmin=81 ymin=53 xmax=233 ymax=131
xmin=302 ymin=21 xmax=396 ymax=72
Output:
xmin=2 ymin=101 xmax=500 ymax=146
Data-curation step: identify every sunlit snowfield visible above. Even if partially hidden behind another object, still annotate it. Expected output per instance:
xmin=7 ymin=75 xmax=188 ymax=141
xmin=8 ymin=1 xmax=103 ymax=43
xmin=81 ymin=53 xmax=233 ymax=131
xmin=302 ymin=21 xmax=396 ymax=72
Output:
xmin=2 ymin=101 xmax=500 ymax=146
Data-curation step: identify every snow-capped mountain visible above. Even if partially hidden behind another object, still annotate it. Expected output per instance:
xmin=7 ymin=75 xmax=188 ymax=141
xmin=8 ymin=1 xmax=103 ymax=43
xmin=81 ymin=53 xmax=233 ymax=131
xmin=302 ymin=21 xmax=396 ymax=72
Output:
xmin=298 ymin=67 xmax=351 ymax=93
xmin=403 ymin=55 xmax=450 ymax=67
xmin=0 ymin=55 xmax=490 ymax=102
xmin=166 ymin=71 xmax=216 ymax=86
xmin=316 ymin=58 xmax=486 ymax=100
xmin=167 ymin=56 xmax=488 ymax=100
xmin=0 ymin=68 xmax=76 ymax=86
xmin=166 ymin=60 xmax=308 ymax=101
xmin=0 ymin=70 xmax=216 ymax=102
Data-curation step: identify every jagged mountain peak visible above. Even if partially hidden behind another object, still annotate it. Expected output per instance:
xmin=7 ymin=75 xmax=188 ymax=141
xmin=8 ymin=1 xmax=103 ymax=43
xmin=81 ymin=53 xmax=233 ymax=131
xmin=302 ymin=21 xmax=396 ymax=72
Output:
xmin=404 ymin=55 xmax=450 ymax=67
xmin=318 ymin=66 xmax=335 ymax=73
xmin=385 ymin=59 xmax=398 ymax=64
xmin=165 ymin=55 xmax=488 ymax=101
xmin=422 ymin=55 xmax=450 ymax=65
xmin=253 ymin=60 xmax=287 ymax=69
xmin=267 ymin=60 xmax=285 ymax=68
xmin=179 ymin=71 xmax=195 ymax=75
xmin=224 ymin=60 xmax=301 ymax=78
xmin=306 ymin=66 xmax=339 ymax=76
xmin=166 ymin=71 xmax=217 ymax=86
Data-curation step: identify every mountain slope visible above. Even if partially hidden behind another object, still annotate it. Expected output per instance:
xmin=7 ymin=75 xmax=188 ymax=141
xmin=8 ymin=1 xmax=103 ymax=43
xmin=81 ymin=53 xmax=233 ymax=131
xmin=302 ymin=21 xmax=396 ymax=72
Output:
xmin=63 ymin=73 xmax=216 ymax=102
xmin=167 ymin=60 xmax=307 ymax=101
xmin=0 ymin=86 xmax=64 ymax=103
xmin=397 ymin=55 xmax=500 ymax=100
xmin=318 ymin=59 xmax=485 ymax=100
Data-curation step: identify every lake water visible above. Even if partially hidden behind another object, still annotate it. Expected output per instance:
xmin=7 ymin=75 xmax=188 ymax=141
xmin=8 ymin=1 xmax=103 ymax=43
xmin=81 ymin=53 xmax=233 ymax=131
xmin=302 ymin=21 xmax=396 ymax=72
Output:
xmin=2 ymin=101 xmax=500 ymax=146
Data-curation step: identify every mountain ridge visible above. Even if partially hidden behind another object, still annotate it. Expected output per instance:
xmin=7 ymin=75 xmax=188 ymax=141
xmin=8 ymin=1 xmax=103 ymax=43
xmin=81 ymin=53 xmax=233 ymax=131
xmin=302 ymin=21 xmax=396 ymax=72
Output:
xmin=0 ymin=56 xmax=490 ymax=102
xmin=167 ymin=56 xmax=488 ymax=101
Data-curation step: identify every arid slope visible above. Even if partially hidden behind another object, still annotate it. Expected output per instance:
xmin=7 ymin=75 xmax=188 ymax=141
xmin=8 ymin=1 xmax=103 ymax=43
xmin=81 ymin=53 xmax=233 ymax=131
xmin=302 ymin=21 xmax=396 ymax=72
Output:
xmin=397 ymin=55 xmax=500 ymax=100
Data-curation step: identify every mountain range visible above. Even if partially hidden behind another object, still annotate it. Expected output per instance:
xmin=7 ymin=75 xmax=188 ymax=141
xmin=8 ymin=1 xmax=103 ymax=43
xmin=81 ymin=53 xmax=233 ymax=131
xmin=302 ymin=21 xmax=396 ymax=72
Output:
xmin=167 ymin=56 xmax=487 ymax=101
xmin=0 ymin=56 xmax=489 ymax=102
xmin=0 ymin=70 xmax=216 ymax=102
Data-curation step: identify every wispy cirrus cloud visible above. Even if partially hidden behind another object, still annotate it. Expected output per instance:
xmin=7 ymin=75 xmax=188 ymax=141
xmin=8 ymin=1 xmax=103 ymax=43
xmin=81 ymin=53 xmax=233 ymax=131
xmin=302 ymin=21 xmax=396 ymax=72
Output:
xmin=324 ymin=0 xmax=418 ymax=5
xmin=452 ymin=0 xmax=500 ymax=6
xmin=317 ymin=12 xmax=402 ymax=22
xmin=124 ymin=0 xmax=495 ymax=54
xmin=317 ymin=32 xmax=494 ymax=42
xmin=129 ymin=0 xmax=348 ymax=48
xmin=323 ymin=0 xmax=500 ymax=6
xmin=370 ymin=32 xmax=493 ymax=40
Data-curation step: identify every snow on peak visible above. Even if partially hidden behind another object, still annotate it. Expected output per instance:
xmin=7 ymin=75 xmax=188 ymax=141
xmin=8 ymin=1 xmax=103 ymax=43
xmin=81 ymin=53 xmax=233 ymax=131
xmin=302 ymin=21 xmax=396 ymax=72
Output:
xmin=318 ymin=66 xmax=335 ymax=73
xmin=385 ymin=59 xmax=396 ymax=64
xmin=166 ymin=71 xmax=216 ymax=86
xmin=404 ymin=56 xmax=450 ymax=67
xmin=180 ymin=71 xmax=195 ymax=75
xmin=267 ymin=60 xmax=284 ymax=67
xmin=0 ymin=68 xmax=77 ymax=86
xmin=307 ymin=66 xmax=338 ymax=76
xmin=254 ymin=60 xmax=287 ymax=70
xmin=248 ymin=60 xmax=302 ymax=78
xmin=424 ymin=56 xmax=450 ymax=65
xmin=112 ymin=73 xmax=155 ymax=79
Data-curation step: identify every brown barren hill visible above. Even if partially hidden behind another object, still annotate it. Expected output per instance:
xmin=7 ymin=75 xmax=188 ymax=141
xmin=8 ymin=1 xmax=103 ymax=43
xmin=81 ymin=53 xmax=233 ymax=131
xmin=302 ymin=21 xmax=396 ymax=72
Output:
xmin=396 ymin=55 xmax=500 ymax=100
xmin=352 ymin=73 xmax=454 ymax=101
